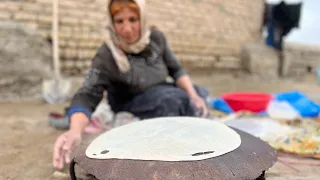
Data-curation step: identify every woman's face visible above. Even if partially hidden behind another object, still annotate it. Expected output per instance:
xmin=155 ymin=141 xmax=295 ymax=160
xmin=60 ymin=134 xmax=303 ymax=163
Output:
xmin=113 ymin=7 xmax=141 ymax=44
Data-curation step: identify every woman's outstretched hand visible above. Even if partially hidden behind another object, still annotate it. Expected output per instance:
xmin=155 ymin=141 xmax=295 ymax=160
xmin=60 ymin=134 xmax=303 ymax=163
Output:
xmin=53 ymin=129 xmax=82 ymax=169
xmin=191 ymin=95 xmax=208 ymax=117
xmin=53 ymin=113 xmax=89 ymax=169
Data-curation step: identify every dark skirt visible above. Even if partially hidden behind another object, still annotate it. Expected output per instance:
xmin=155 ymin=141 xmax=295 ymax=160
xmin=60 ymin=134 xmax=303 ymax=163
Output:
xmin=107 ymin=83 xmax=209 ymax=120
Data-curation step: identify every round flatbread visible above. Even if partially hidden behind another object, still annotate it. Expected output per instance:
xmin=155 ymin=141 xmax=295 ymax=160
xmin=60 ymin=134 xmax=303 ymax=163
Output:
xmin=86 ymin=117 xmax=241 ymax=161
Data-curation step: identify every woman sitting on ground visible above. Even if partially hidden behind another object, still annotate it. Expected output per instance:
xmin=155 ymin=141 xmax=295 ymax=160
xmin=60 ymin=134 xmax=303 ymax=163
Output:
xmin=53 ymin=0 xmax=209 ymax=169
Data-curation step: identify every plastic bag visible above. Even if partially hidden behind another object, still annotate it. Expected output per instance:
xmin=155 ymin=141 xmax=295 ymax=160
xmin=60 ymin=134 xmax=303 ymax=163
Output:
xmin=275 ymin=91 xmax=320 ymax=118
xmin=226 ymin=118 xmax=298 ymax=141
xmin=91 ymin=103 xmax=114 ymax=124
xmin=267 ymin=100 xmax=300 ymax=120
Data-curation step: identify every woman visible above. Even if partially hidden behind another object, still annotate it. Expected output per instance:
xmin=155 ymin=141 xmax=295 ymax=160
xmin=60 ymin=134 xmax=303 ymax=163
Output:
xmin=53 ymin=0 xmax=209 ymax=169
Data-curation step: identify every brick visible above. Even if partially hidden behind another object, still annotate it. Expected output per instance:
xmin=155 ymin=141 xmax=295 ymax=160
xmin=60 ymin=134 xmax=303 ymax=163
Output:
xmin=78 ymin=41 xmax=87 ymax=48
xmin=36 ymin=0 xmax=51 ymax=5
xmin=0 ymin=11 xmax=12 ymax=20
xmin=88 ymin=33 xmax=102 ymax=41
xmin=42 ymin=7 xmax=52 ymax=15
xmin=71 ymin=26 xmax=82 ymax=32
xmin=78 ymin=3 xmax=100 ymax=11
xmin=20 ymin=2 xmax=43 ymax=12
xmin=87 ymin=12 xmax=104 ymax=21
xmin=64 ymin=60 xmax=75 ymax=68
xmin=67 ymin=41 xmax=78 ymax=48
xmin=80 ymin=26 xmax=91 ymax=32
xmin=0 ymin=2 xmax=21 ymax=11
xmin=60 ymin=17 xmax=79 ymax=25
xmin=60 ymin=9 xmax=83 ymax=18
xmin=37 ymin=30 xmax=49 ymax=38
xmin=14 ymin=12 xmax=37 ymax=21
xmin=59 ymin=39 xmax=67 ymax=47
xmin=37 ymin=23 xmax=51 ymax=31
xmin=214 ymin=59 xmax=241 ymax=69
xmin=219 ymin=56 xmax=240 ymax=63
xmin=79 ymin=19 xmax=97 ymax=27
xmin=78 ymin=50 xmax=89 ymax=59
xmin=64 ymin=49 xmax=78 ymax=58
xmin=59 ymin=0 xmax=78 ymax=8
xmin=60 ymin=26 xmax=73 ymax=33
xmin=84 ymin=60 xmax=92 ymax=67
xmin=72 ymin=33 xmax=83 ymax=40
xmin=59 ymin=32 xmax=73 ymax=39
xmin=37 ymin=15 xmax=52 ymax=24
xmin=24 ymin=22 xmax=38 ymax=30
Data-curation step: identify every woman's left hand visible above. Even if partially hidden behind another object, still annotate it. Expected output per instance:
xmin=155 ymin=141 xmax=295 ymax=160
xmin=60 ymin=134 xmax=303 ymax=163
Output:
xmin=191 ymin=95 xmax=208 ymax=117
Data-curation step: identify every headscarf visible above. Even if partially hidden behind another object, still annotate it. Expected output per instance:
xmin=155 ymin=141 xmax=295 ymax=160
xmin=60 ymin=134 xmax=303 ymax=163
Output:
xmin=103 ymin=0 xmax=151 ymax=73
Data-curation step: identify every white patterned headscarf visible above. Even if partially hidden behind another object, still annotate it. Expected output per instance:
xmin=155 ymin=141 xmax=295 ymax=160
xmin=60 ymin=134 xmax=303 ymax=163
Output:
xmin=103 ymin=0 xmax=151 ymax=73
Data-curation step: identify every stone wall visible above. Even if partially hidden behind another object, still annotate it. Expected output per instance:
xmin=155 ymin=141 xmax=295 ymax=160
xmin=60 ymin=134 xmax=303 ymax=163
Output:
xmin=0 ymin=0 xmax=265 ymax=76
xmin=284 ymin=43 xmax=320 ymax=76
xmin=0 ymin=0 xmax=106 ymax=76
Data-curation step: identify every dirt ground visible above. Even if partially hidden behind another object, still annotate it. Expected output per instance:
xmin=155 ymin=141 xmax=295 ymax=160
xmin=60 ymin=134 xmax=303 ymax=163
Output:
xmin=1 ymin=72 xmax=320 ymax=180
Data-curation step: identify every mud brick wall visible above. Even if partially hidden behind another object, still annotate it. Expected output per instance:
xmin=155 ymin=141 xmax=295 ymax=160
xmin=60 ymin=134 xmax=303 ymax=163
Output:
xmin=0 ymin=0 xmax=265 ymax=76
xmin=284 ymin=43 xmax=320 ymax=76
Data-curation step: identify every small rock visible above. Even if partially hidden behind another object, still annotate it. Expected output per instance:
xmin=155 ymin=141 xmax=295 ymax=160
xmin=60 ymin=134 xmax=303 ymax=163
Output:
xmin=51 ymin=171 xmax=69 ymax=179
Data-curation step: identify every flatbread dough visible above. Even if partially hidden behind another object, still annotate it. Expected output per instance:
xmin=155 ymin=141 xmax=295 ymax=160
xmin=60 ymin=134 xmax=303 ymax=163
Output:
xmin=86 ymin=117 xmax=241 ymax=161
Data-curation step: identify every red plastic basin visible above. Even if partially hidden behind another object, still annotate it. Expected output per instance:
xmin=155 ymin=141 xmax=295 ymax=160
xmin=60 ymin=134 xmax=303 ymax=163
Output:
xmin=222 ymin=92 xmax=273 ymax=113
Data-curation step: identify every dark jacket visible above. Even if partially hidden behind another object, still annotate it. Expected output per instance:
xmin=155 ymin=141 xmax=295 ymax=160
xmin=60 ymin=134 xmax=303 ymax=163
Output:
xmin=67 ymin=29 xmax=186 ymax=119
